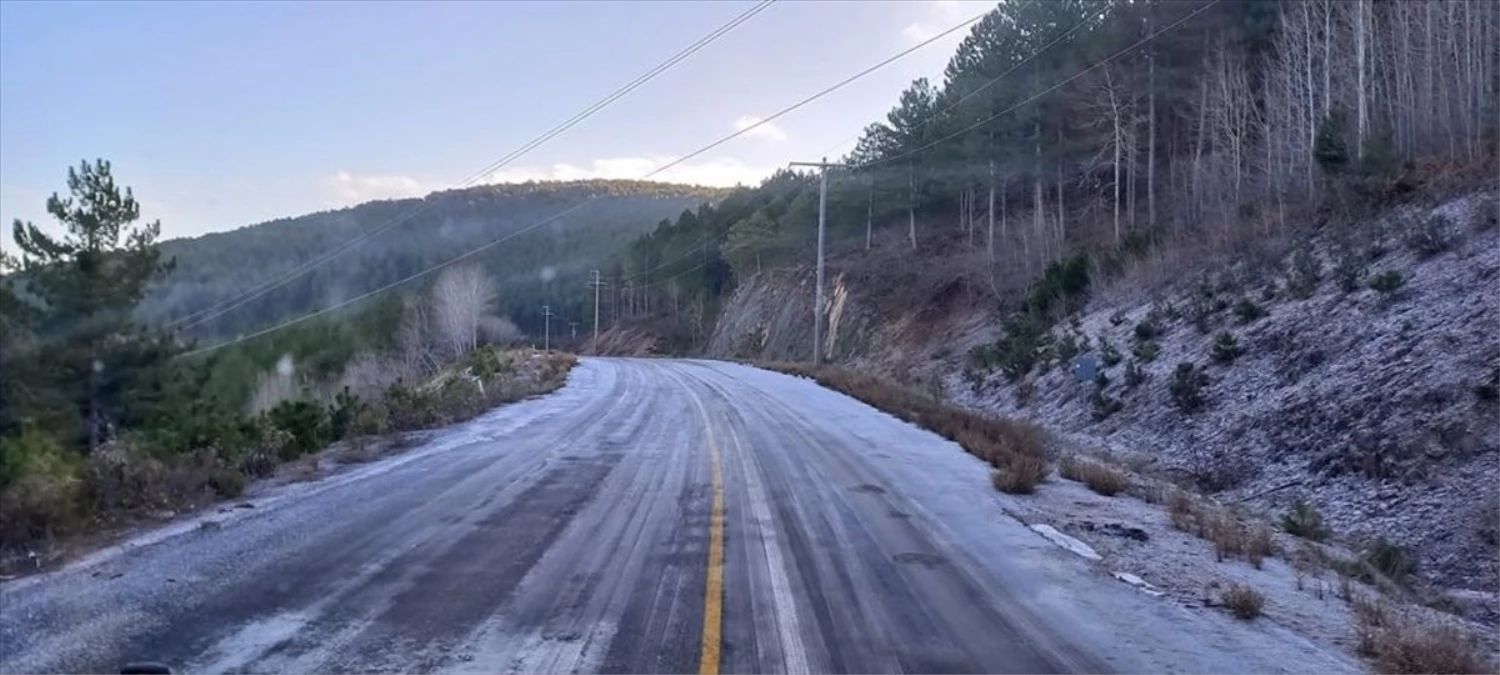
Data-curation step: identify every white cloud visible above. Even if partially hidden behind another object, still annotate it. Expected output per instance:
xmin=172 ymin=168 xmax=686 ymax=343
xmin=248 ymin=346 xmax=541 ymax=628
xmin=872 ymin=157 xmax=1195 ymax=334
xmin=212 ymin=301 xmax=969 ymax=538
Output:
xmin=485 ymin=156 xmax=775 ymax=188
xmin=324 ymin=170 xmax=428 ymax=206
xmin=903 ymin=0 xmax=978 ymax=48
xmin=733 ymin=115 xmax=788 ymax=142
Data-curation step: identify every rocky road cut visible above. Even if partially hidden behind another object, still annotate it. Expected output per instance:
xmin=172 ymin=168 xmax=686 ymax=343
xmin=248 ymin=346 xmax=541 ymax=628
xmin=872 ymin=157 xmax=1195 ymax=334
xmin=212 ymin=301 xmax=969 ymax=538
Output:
xmin=1 ymin=359 xmax=1350 ymax=674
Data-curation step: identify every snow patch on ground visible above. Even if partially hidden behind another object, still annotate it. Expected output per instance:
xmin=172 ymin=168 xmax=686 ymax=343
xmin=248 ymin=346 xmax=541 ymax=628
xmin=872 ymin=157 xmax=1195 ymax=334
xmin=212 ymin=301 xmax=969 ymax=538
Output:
xmin=1029 ymin=523 xmax=1102 ymax=561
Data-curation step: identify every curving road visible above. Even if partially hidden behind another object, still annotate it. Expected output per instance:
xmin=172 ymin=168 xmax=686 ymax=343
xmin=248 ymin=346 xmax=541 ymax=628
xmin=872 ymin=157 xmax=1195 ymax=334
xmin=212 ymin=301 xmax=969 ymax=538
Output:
xmin=0 ymin=359 xmax=1333 ymax=674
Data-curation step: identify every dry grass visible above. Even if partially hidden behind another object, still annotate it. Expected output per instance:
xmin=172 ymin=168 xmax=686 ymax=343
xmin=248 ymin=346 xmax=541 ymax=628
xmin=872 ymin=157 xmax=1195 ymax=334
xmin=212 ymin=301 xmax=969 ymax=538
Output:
xmin=1221 ymin=583 xmax=1265 ymax=620
xmin=1058 ymin=455 xmax=1130 ymax=496
xmin=991 ymin=457 xmax=1048 ymax=495
xmin=1164 ymin=488 xmax=1275 ymax=567
xmin=765 ymin=363 xmax=1049 ymax=495
xmin=1353 ymin=598 xmax=1493 ymax=674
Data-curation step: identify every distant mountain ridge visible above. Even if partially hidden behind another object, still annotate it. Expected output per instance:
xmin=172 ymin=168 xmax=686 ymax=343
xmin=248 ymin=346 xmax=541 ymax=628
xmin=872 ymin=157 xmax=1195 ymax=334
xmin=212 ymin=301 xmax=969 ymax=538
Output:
xmin=144 ymin=179 xmax=729 ymax=337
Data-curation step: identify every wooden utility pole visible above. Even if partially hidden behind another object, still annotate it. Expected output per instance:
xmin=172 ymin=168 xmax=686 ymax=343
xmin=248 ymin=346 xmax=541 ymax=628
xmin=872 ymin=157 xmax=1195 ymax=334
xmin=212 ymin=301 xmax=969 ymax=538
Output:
xmin=542 ymin=304 xmax=553 ymax=352
xmin=789 ymin=157 xmax=846 ymax=364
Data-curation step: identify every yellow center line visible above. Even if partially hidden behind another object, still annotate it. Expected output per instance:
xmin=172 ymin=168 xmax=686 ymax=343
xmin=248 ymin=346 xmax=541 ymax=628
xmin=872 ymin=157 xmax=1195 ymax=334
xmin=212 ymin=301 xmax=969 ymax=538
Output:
xmin=680 ymin=375 xmax=726 ymax=675
xmin=699 ymin=439 xmax=726 ymax=675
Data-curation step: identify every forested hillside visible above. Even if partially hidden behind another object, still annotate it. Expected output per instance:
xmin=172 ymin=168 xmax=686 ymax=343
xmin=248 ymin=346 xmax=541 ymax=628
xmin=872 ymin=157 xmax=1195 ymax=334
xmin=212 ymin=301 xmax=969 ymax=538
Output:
xmin=598 ymin=0 xmax=1497 ymax=347
xmin=148 ymin=180 xmax=726 ymax=338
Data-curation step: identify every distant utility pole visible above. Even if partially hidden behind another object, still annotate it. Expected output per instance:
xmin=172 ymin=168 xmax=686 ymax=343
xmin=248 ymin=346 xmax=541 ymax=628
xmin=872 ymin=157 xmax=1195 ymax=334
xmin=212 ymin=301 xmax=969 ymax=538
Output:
xmin=789 ymin=156 xmax=846 ymax=365
xmin=589 ymin=269 xmax=606 ymax=351
xmin=542 ymin=304 xmax=554 ymax=352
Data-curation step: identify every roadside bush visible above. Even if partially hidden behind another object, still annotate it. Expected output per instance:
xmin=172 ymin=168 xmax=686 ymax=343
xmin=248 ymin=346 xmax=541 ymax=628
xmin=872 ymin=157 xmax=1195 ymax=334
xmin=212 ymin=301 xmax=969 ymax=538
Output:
xmin=1403 ymin=214 xmax=1457 ymax=259
xmin=1369 ymin=270 xmax=1405 ymax=295
xmin=1281 ymin=497 xmax=1331 ymax=541
xmin=1373 ymin=625 xmax=1492 ymax=674
xmin=1221 ymin=583 xmax=1265 ymax=620
xmin=326 ymin=387 xmax=364 ymax=441
xmin=265 ymin=399 xmax=331 ymax=460
xmin=1059 ymin=455 xmax=1129 ymax=496
xmin=992 ymin=457 xmax=1048 ymax=495
xmin=769 ymin=363 xmax=1048 ymax=495
xmin=1211 ymin=331 xmax=1243 ymax=364
xmin=1169 ymin=362 xmax=1208 ymax=412
xmin=0 ymin=426 xmax=85 ymax=544
xmin=1232 ymin=297 xmax=1267 ymax=324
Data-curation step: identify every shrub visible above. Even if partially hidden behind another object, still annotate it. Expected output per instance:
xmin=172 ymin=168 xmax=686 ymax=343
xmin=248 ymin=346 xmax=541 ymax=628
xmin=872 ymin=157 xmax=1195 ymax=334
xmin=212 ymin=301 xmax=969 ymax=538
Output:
xmin=1374 ymin=618 xmax=1488 ymax=675
xmin=1211 ymin=331 xmax=1243 ymax=364
xmin=0 ymin=426 xmax=85 ymax=544
xmin=1334 ymin=245 xmax=1367 ymax=293
xmin=1232 ymin=297 xmax=1267 ymax=324
xmin=1024 ymin=255 xmax=1091 ymax=318
xmin=326 ymin=386 xmax=364 ymax=441
xmin=1362 ymin=537 xmax=1416 ymax=584
xmin=1403 ymin=214 xmax=1457 ymax=259
xmin=1123 ymin=360 xmax=1148 ymax=389
xmin=992 ymin=457 xmax=1047 ymax=495
xmin=1287 ymin=245 xmax=1322 ymax=299
xmin=1059 ymin=455 xmax=1129 ymax=496
xmin=1169 ymin=362 xmax=1208 ymax=412
xmin=1089 ymin=390 xmax=1123 ymax=421
xmin=1133 ymin=319 xmax=1162 ymax=342
xmin=1281 ymin=498 xmax=1330 ymax=541
xmin=264 ymin=399 xmax=331 ymax=460
xmin=1188 ymin=293 xmax=1218 ymax=334
xmin=1109 ymin=310 xmax=1126 ymax=327
xmin=1132 ymin=340 xmax=1160 ymax=362
xmin=1369 ymin=270 xmax=1405 ymax=295
xmin=1221 ymin=583 xmax=1265 ymax=620
xmin=1054 ymin=331 xmax=1083 ymax=364
xmin=987 ymin=312 xmax=1052 ymax=381
xmin=1099 ymin=338 xmax=1122 ymax=367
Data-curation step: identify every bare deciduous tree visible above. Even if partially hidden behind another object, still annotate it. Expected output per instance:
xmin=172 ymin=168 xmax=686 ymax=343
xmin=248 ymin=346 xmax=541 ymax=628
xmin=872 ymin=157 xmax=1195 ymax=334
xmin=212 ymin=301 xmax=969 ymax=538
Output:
xmin=430 ymin=264 xmax=497 ymax=360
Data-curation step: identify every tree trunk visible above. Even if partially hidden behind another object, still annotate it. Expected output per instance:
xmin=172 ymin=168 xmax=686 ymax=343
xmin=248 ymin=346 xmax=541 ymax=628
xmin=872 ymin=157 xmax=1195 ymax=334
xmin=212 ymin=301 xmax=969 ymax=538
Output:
xmin=907 ymin=163 xmax=917 ymax=250
xmin=865 ymin=183 xmax=873 ymax=250
xmin=987 ymin=160 xmax=996 ymax=266
xmin=1147 ymin=0 xmax=1157 ymax=229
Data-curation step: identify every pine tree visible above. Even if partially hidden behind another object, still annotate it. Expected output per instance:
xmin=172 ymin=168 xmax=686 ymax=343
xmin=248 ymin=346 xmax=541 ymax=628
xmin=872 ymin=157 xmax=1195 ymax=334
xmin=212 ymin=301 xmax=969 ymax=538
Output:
xmin=6 ymin=160 xmax=176 ymax=449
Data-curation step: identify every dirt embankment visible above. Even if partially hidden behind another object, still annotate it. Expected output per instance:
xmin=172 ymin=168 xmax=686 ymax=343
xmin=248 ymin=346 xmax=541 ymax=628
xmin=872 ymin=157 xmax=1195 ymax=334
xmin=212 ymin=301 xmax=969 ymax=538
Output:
xmin=717 ymin=192 xmax=1499 ymax=646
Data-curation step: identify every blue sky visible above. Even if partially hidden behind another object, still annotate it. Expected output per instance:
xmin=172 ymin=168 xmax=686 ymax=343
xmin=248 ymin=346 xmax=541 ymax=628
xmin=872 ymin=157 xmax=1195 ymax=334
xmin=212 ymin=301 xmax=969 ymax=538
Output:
xmin=0 ymin=0 xmax=983 ymax=242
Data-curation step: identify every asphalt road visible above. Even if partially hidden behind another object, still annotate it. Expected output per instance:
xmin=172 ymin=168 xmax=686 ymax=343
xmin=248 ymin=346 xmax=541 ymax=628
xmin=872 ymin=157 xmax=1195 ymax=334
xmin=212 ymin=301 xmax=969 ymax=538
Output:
xmin=1 ymin=359 xmax=1249 ymax=674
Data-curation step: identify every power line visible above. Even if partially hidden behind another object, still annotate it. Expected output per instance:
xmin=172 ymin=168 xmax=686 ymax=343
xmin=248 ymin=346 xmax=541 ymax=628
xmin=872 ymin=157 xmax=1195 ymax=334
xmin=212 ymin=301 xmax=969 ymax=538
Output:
xmin=168 ymin=0 xmax=777 ymax=332
xmin=854 ymin=0 xmax=1219 ymax=173
xmin=814 ymin=0 xmax=1071 ymax=160
xmin=180 ymin=6 xmax=985 ymax=358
